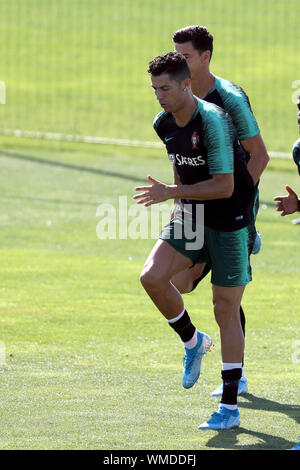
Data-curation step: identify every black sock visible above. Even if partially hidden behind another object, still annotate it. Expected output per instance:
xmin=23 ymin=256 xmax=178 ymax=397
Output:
xmin=240 ymin=306 xmax=245 ymax=368
xmin=221 ymin=368 xmax=242 ymax=406
xmin=168 ymin=309 xmax=196 ymax=343
xmin=240 ymin=305 xmax=245 ymax=337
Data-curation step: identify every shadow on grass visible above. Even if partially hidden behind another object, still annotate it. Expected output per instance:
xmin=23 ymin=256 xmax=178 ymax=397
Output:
xmin=0 ymin=150 xmax=147 ymax=183
xmin=204 ymin=394 xmax=299 ymax=450
xmin=204 ymin=426 xmax=294 ymax=451
xmin=239 ymin=393 xmax=300 ymax=424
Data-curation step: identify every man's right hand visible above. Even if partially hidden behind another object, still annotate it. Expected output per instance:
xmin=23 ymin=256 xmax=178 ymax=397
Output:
xmin=274 ymin=185 xmax=300 ymax=216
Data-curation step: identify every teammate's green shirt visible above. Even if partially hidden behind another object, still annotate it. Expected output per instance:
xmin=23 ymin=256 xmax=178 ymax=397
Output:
xmin=292 ymin=138 xmax=300 ymax=175
xmin=204 ymin=75 xmax=260 ymax=144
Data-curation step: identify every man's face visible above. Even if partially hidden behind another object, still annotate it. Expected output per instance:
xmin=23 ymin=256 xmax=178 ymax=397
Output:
xmin=151 ymin=73 xmax=186 ymax=113
xmin=174 ymin=41 xmax=206 ymax=79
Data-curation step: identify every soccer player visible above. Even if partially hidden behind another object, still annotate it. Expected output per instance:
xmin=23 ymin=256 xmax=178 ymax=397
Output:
xmin=135 ymin=52 xmax=256 ymax=429
xmin=274 ymin=97 xmax=300 ymax=219
xmin=170 ymin=25 xmax=270 ymax=396
xmin=273 ymin=97 xmax=300 ymax=451
xmin=290 ymin=94 xmax=300 ymax=224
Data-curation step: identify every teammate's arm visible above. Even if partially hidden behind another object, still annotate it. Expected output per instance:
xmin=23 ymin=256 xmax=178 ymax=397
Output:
xmin=240 ymin=133 xmax=269 ymax=185
xmin=221 ymin=87 xmax=269 ymax=184
xmin=273 ymin=185 xmax=300 ymax=215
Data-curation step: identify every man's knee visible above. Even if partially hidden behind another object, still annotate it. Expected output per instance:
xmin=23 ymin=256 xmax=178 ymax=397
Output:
xmin=140 ymin=265 xmax=166 ymax=291
xmin=213 ymin=295 xmax=241 ymax=328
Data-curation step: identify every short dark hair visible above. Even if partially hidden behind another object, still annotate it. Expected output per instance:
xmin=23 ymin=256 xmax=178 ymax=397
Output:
xmin=172 ymin=25 xmax=213 ymax=59
xmin=148 ymin=52 xmax=191 ymax=82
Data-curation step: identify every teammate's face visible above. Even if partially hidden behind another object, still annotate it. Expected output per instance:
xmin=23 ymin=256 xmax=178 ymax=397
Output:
xmin=174 ymin=41 xmax=208 ymax=79
xmin=151 ymin=74 xmax=186 ymax=113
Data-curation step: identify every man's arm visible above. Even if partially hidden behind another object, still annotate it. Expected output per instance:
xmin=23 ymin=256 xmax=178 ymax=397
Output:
xmin=273 ymin=185 xmax=300 ymax=216
xmin=134 ymin=173 xmax=234 ymax=207
xmin=240 ymin=133 xmax=270 ymax=185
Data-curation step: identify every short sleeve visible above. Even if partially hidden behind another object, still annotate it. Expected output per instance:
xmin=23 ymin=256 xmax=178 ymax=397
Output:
xmin=217 ymin=78 xmax=260 ymax=141
xmin=203 ymin=106 xmax=234 ymax=175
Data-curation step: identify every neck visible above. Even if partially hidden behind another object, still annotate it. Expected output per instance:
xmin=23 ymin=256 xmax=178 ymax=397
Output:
xmin=173 ymin=92 xmax=198 ymax=127
xmin=191 ymin=70 xmax=215 ymax=99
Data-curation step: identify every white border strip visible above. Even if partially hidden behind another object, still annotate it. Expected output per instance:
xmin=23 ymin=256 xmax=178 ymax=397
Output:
xmin=0 ymin=128 xmax=291 ymax=158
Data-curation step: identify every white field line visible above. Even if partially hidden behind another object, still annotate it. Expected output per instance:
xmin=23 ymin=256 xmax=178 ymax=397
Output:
xmin=0 ymin=128 xmax=291 ymax=159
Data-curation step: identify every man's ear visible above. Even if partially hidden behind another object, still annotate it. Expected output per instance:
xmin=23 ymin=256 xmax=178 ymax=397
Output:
xmin=182 ymin=77 xmax=191 ymax=91
xmin=201 ymin=50 xmax=211 ymax=64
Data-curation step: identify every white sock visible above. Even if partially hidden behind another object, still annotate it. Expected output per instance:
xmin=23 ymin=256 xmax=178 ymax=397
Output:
xmin=220 ymin=403 xmax=238 ymax=411
xmin=184 ymin=329 xmax=198 ymax=349
xmin=167 ymin=308 xmax=185 ymax=324
xmin=222 ymin=362 xmax=243 ymax=371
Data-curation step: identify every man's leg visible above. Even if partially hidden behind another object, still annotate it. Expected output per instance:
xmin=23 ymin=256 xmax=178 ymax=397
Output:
xmin=140 ymin=239 xmax=193 ymax=318
xmin=140 ymin=239 xmax=212 ymax=388
xmin=171 ymin=262 xmax=207 ymax=294
xmin=172 ymin=262 xmax=248 ymax=396
xmin=199 ymin=285 xmax=245 ymax=430
xmin=212 ymin=285 xmax=245 ymax=364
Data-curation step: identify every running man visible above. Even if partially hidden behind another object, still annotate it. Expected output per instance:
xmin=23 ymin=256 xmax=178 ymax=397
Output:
xmin=170 ymin=25 xmax=270 ymax=396
xmin=135 ymin=52 xmax=256 ymax=429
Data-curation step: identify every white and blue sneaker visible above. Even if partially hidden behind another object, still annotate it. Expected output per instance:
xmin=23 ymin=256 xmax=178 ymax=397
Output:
xmin=290 ymin=439 xmax=300 ymax=450
xmin=211 ymin=377 xmax=248 ymax=397
xmin=182 ymin=331 xmax=213 ymax=389
xmin=198 ymin=405 xmax=240 ymax=430
xmin=251 ymin=231 xmax=261 ymax=255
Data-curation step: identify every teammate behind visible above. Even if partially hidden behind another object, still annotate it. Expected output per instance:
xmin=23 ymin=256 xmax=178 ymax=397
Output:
xmin=170 ymin=25 xmax=269 ymax=396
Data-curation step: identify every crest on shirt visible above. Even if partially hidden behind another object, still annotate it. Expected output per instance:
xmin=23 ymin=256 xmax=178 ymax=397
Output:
xmin=191 ymin=131 xmax=200 ymax=149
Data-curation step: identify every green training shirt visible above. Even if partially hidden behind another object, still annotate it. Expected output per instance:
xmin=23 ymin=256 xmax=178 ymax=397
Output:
xmin=292 ymin=138 xmax=300 ymax=175
xmin=153 ymin=97 xmax=255 ymax=231
xmin=204 ymin=75 xmax=260 ymax=145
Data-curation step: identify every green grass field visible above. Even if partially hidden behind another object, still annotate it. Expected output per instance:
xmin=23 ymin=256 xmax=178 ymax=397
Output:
xmin=0 ymin=136 xmax=299 ymax=450
xmin=0 ymin=0 xmax=299 ymax=452
xmin=0 ymin=0 xmax=299 ymax=151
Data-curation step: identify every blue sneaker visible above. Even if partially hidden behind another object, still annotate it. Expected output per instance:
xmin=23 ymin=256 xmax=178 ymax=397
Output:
xmin=290 ymin=439 xmax=300 ymax=450
xmin=211 ymin=377 xmax=248 ymax=397
xmin=251 ymin=231 xmax=261 ymax=255
xmin=198 ymin=405 xmax=240 ymax=430
xmin=182 ymin=331 xmax=212 ymax=389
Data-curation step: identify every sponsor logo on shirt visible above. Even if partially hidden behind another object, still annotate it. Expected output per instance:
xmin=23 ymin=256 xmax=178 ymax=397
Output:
xmin=168 ymin=154 xmax=205 ymax=166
